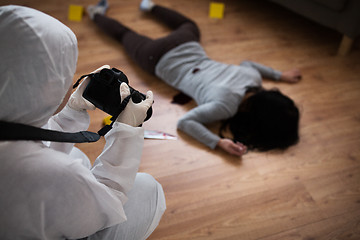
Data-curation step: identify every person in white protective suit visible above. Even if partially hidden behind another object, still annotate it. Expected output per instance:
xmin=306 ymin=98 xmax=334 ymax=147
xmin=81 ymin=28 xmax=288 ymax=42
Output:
xmin=0 ymin=5 xmax=166 ymax=240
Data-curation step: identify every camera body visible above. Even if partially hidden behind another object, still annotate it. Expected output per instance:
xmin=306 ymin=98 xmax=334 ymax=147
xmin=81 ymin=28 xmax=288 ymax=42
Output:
xmin=82 ymin=68 xmax=152 ymax=121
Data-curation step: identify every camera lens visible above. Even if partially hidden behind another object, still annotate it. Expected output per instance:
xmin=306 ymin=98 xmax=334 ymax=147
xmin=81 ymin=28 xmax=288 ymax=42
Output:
xmin=112 ymin=68 xmax=129 ymax=84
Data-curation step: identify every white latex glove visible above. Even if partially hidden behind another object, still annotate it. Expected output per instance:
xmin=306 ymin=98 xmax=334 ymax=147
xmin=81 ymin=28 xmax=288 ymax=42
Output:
xmin=116 ymin=82 xmax=154 ymax=127
xmin=68 ymin=65 xmax=110 ymax=111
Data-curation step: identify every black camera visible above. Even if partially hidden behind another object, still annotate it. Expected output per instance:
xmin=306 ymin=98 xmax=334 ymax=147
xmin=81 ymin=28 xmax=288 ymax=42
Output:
xmin=80 ymin=67 xmax=152 ymax=121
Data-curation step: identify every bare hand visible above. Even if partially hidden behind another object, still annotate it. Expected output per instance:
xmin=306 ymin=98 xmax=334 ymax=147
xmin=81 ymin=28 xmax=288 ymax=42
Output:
xmin=280 ymin=69 xmax=302 ymax=83
xmin=217 ymin=138 xmax=248 ymax=157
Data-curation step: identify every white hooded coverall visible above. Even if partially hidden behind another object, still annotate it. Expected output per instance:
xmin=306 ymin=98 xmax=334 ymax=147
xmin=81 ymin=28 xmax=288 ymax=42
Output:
xmin=0 ymin=5 xmax=165 ymax=240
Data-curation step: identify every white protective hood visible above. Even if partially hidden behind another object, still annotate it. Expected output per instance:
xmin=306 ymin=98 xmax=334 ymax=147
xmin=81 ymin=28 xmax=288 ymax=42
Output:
xmin=0 ymin=5 xmax=78 ymax=127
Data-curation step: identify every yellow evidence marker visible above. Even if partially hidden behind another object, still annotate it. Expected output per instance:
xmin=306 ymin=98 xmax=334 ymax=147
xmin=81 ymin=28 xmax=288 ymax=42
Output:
xmin=68 ymin=5 xmax=84 ymax=22
xmin=103 ymin=115 xmax=112 ymax=126
xmin=209 ymin=2 xmax=225 ymax=19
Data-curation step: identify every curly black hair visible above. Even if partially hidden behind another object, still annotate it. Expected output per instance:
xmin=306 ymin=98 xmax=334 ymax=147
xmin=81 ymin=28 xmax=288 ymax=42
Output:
xmin=220 ymin=88 xmax=299 ymax=151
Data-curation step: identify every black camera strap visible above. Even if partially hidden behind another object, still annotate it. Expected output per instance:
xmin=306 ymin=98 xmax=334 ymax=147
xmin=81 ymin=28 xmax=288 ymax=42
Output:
xmin=0 ymin=121 xmax=100 ymax=143
xmin=72 ymin=73 xmax=94 ymax=89
xmin=97 ymin=94 xmax=132 ymax=136
xmin=0 ymin=93 xmax=134 ymax=143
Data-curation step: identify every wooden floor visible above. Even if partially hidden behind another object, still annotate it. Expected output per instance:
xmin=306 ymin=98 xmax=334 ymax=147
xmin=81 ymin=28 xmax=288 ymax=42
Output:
xmin=4 ymin=0 xmax=360 ymax=239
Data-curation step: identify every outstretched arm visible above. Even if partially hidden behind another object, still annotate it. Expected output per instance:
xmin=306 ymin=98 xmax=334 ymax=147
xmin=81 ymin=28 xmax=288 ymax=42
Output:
xmin=240 ymin=60 xmax=282 ymax=80
xmin=240 ymin=60 xmax=301 ymax=83
xmin=177 ymin=103 xmax=224 ymax=149
xmin=177 ymin=102 xmax=247 ymax=157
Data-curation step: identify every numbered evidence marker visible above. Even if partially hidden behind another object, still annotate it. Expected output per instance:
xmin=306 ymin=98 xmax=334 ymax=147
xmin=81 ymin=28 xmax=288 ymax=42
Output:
xmin=209 ymin=2 xmax=225 ymax=19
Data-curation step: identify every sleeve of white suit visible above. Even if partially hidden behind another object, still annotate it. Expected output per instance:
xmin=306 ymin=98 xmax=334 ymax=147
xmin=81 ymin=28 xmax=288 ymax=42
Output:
xmin=91 ymin=122 xmax=145 ymax=205
xmin=43 ymin=122 xmax=145 ymax=239
xmin=47 ymin=105 xmax=145 ymax=205
xmin=44 ymin=105 xmax=90 ymax=154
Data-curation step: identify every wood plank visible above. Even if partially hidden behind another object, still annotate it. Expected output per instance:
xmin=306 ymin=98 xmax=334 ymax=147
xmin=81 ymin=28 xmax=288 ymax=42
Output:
xmin=3 ymin=0 xmax=360 ymax=239
xmin=260 ymin=209 xmax=360 ymax=240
